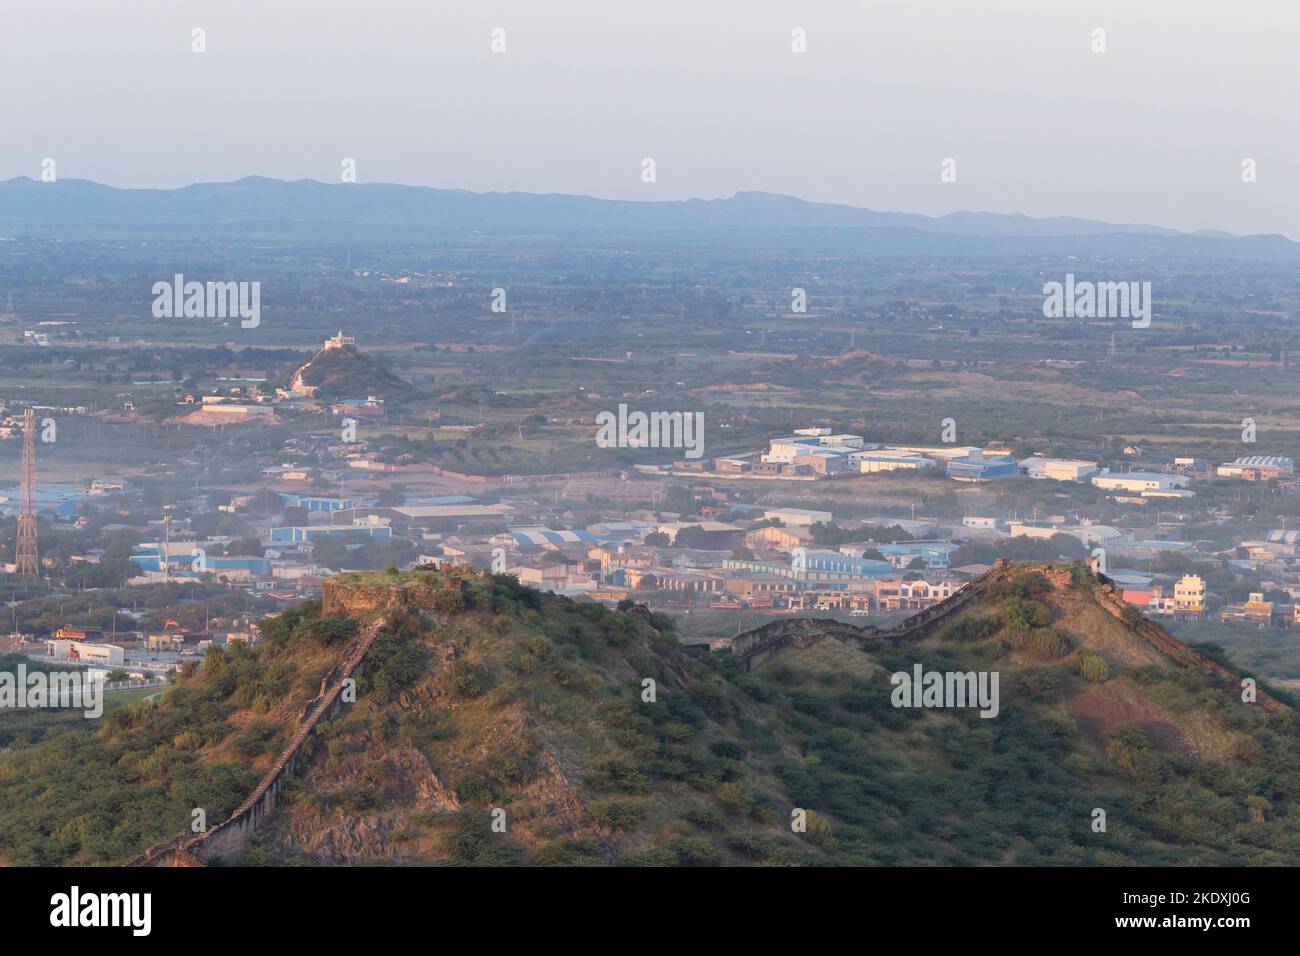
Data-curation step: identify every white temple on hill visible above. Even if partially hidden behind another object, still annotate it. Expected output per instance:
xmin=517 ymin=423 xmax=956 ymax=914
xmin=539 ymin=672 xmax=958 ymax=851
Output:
xmin=278 ymin=331 xmax=357 ymax=398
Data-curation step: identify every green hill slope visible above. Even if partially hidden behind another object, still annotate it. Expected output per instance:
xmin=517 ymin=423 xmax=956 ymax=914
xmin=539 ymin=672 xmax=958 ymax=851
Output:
xmin=0 ymin=563 xmax=1297 ymax=866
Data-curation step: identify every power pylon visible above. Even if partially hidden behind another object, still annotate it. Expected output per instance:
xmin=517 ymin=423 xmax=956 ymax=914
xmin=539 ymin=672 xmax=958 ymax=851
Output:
xmin=15 ymin=409 xmax=38 ymax=578
xmin=162 ymin=515 xmax=171 ymax=583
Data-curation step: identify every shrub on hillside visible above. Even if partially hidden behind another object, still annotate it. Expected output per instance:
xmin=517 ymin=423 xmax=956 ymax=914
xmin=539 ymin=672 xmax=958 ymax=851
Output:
xmin=686 ymin=805 xmax=724 ymax=830
xmin=1069 ymin=653 xmax=1111 ymax=682
xmin=940 ymin=614 xmax=1000 ymax=643
xmin=454 ymin=772 xmax=494 ymax=804
xmin=990 ymin=570 xmax=1052 ymax=600
xmin=367 ymin=633 xmax=428 ymax=701
xmin=710 ymin=740 xmax=746 ymax=760
xmin=799 ymin=809 xmax=835 ymax=848
xmin=1019 ymin=668 xmax=1064 ymax=702
xmin=292 ymin=615 xmax=356 ymax=647
xmin=1068 ymin=562 xmax=1093 ymax=589
xmin=663 ymin=833 xmax=719 ymax=866
xmin=1103 ymin=723 xmax=1150 ymax=774
xmin=491 ymin=573 xmax=543 ymax=611
xmin=686 ymin=680 xmax=732 ymax=720
xmin=483 ymin=746 xmax=535 ymax=786
xmin=232 ymin=720 xmax=281 ymax=758
xmin=331 ymin=784 xmax=384 ymax=813
xmin=726 ymin=832 xmax=776 ymax=861
xmin=714 ymin=781 xmax=756 ymax=815
xmin=434 ymin=590 xmax=466 ymax=614
xmin=1002 ymin=599 xmax=1054 ymax=631
xmin=258 ymin=600 xmax=319 ymax=647
xmin=587 ymin=800 xmax=644 ymax=831
xmin=589 ymin=756 xmax=648 ymax=794
xmin=442 ymin=810 xmax=517 ymax=865
xmin=735 ymin=675 xmax=775 ymax=702
xmin=1008 ymin=627 xmax=1070 ymax=659
xmin=448 ymin=661 xmax=486 ymax=699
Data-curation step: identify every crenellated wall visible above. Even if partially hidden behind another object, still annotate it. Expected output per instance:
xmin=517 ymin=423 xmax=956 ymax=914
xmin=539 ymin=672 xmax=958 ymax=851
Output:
xmin=1093 ymin=576 xmax=1289 ymax=714
xmin=727 ymin=559 xmax=1011 ymax=671
xmin=129 ymin=611 xmax=391 ymax=867
xmin=725 ymin=560 xmax=1292 ymax=717
xmin=133 ymin=572 xmax=482 ymax=867
xmin=730 ymin=617 xmax=881 ymax=671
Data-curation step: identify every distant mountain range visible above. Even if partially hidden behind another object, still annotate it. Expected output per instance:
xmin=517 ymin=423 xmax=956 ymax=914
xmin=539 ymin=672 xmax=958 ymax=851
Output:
xmin=0 ymin=175 xmax=1292 ymax=251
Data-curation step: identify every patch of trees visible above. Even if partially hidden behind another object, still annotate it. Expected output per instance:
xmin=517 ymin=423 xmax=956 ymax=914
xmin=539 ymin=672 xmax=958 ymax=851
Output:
xmin=952 ymin=534 xmax=1086 ymax=566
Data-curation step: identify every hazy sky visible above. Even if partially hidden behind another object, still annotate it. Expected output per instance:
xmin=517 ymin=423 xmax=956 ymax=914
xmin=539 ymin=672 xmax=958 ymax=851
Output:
xmin=5 ymin=0 xmax=1297 ymax=236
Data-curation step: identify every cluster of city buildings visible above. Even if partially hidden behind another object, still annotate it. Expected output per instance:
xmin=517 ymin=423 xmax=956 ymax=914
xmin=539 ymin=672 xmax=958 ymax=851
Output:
xmin=658 ymin=427 xmax=1295 ymax=496
xmin=420 ymin=503 xmax=973 ymax=614
xmin=667 ymin=428 xmax=1023 ymax=481
xmin=20 ymin=616 xmax=261 ymax=684
xmin=15 ymin=411 xmax=1300 ymax=684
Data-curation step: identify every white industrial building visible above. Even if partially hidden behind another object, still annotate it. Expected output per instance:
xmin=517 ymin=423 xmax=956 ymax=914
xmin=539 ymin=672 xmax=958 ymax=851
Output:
xmin=45 ymin=640 xmax=126 ymax=666
xmin=762 ymin=507 xmax=833 ymax=527
xmin=1018 ymin=456 xmax=1100 ymax=481
xmin=1091 ymin=472 xmax=1190 ymax=493
xmin=849 ymin=449 xmax=936 ymax=474
xmin=763 ymin=432 xmax=867 ymax=464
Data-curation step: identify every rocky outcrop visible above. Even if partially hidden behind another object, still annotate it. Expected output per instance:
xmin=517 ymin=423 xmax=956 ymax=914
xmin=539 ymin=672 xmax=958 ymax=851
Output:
xmin=322 ymin=575 xmax=465 ymax=617
xmin=274 ymin=746 xmax=462 ymax=863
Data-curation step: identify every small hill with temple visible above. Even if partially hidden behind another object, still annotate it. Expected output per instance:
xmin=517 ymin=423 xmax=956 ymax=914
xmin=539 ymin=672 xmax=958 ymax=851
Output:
xmin=278 ymin=331 xmax=412 ymax=402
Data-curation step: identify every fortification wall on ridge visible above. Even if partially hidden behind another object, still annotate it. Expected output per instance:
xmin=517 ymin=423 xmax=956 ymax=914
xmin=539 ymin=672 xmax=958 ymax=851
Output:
xmin=727 ymin=559 xmax=1011 ymax=670
xmin=129 ymin=611 xmax=391 ymax=867
xmin=725 ymin=560 xmax=1291 ymax=717
xmin=322 ymin=576 xmax=466 ymax=617
xmin=1093 ymin=578 xmax=1288 ymax=714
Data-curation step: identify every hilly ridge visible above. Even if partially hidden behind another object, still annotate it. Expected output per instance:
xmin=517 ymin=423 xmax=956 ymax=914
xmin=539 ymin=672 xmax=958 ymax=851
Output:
xmin=1 ymin=561 xmax=1297 ymax=867
xmin=2 ymin=177 xmax=1296 ymax=255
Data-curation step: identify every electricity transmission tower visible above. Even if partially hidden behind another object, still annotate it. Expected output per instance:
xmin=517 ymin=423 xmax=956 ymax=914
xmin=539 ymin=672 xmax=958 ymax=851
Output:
xmin=15 ymin=409 xmax=38 ymax=578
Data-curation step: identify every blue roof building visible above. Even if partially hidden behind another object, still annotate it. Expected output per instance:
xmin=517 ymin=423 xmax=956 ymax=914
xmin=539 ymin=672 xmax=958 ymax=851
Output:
xmin=876 ymin=541 xmax=959 ymax=568
xmin=723 ymin=551 xmax=893 ymax=590
xmin=947 ymin=454 xmax=1017 ymax=482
